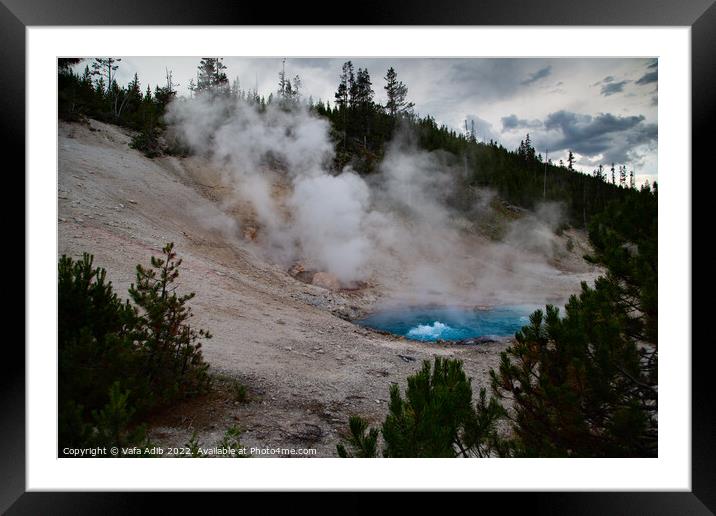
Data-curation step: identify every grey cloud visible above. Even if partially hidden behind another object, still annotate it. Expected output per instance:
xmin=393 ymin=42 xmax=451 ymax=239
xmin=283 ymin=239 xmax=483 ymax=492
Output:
xmin=545 ymin=110 xmax=643 ymax=143
xmin=636 ymin=71 xmax=658 ymax=85
xmin=600 ymin=80 xmax=630 ymax=96
xmin=541 ymin=110 xmax=655 ymax=164
xmin=448 ymin=59 xmax=533 ymax=102
xmin=501 ymin=114 xmax=543 ymax=131
xmin=591 ymin=75 xmax=614 ymax=86
xmin=97 ymin=56 xmax=659 ymax=176
xmin=521 ymin=66 xmax=552 ymax=85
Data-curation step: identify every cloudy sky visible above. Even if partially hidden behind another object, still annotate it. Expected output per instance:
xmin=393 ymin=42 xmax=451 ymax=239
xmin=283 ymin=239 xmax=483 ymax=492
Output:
xmin=94 ymin=57 xmax=658 ymax=183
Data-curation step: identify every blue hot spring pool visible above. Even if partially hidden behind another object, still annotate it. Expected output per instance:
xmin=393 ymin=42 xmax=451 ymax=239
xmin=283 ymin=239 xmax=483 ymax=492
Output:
xmin=357 ymin=305 xmax=536 ymax=342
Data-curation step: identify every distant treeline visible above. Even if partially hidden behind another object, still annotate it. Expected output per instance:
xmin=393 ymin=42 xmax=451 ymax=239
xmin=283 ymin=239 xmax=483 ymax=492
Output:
xmin=57 ymin=57 xmax=654 ymax=227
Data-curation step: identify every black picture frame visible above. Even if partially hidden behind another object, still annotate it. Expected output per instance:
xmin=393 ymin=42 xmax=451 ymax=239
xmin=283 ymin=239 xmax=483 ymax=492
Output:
xmin=5 ymin=0 xmax=714 ymax=512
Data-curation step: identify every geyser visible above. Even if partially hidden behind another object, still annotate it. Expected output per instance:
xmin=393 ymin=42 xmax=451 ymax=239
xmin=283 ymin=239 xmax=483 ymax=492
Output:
xmin=357 ymin=305 xmax=536 ymax=342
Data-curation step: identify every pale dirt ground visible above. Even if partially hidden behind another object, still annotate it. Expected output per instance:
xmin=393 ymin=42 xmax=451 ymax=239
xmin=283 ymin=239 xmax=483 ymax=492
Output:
xmin=58 ymin=119 xmax=601 ymax=457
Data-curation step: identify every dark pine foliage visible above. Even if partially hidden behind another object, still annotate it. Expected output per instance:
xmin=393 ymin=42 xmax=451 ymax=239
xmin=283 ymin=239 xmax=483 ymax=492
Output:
xmin=490 ymin=187 xmax=658 ymax=457
xmin=337 ymin=358 xmax=506 ymax=458
xmin=58 ymin=244 xmax=211 ymax=455
xmin=58 ymin=58 xmax=176 ymax=157
xmin=58 ymin=58 xmax=641 ymax=228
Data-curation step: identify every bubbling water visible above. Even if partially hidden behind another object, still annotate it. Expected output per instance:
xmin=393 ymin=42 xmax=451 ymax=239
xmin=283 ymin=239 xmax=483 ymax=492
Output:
xmin=358 ymin=305 xmax=535 ymax=342
xmin=406 ymin=321 xmax=459 ymax=341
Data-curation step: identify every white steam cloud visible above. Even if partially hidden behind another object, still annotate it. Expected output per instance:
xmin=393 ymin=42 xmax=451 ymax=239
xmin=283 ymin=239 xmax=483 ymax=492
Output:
xmin=165 ymin=94 xmax=593 ymax=307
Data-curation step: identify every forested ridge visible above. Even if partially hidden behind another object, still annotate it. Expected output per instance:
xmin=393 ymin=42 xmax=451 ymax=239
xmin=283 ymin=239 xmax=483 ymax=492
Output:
xmin=58 ymin=57 xmax=653 ymax=227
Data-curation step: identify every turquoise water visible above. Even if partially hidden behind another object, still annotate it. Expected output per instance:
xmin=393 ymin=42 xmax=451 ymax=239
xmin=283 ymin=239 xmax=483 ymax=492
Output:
xmin=357 ymin=305 xmax=536 ymax=342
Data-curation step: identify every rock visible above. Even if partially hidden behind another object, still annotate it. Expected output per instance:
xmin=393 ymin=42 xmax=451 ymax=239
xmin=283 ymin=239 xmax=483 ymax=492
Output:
xmin=288 ymin=262 xmax=305 ymax=277
xmin=286 ymin=422 xmax=322 ymax=443
xmin=128 ymin=199 xmax=138 ymax=204
xmin=398 ymin=354 xmax=416 ymax=362
xmin=457 ymin=336 xmax=497 ymax=345
xmin=312 ymin=271 xmax=341 ymax=291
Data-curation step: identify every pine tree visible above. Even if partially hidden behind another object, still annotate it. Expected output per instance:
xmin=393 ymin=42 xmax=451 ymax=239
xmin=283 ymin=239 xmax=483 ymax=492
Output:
xmin=567 ymin=150 xmax=575 ymax=170
xmin=611 ymin=163 xmax=616 ymax=184
xmin=91 ymin=57 xmax=121 ymax=94
xmin=491 ymin=187 xmax=658 ymax=457
xmin=519 ymin=134 xmax=536 ymax=162
xmin=164 ymin=68 xmax=178 ymax=96
xmin=278 ymin=58 xmax=289 ymax=99
xmin=491 ymin=295 xmax=657 ymax=457
xmin=354 ymin=67 xmax=374 ymax=144
xmin=384 ymin=67 xmax=414 ymax=119
xmin=58 ymin=245 xmax=214 ymax=453
xmin=58 ymin=58 xmax=83 ymax=71
xmin=196 ymin=58 xmax=228 ymax=94
xmin=277 ymin=60 xmax=302 ymax=108
xmin=334 ymin=61 xmax=351 ymax=111
xmin=337 ymin=357 xmax=506 ymax=458
xmin=334 ymin=61 xmax=355 ymax=149
xmin=128 ymin=243 xmax=211 ymax=403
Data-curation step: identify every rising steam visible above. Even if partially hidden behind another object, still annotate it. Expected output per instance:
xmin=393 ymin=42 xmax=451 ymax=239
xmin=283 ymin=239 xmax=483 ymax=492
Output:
xmin=165 ymin=94 xmax=589 ymax=306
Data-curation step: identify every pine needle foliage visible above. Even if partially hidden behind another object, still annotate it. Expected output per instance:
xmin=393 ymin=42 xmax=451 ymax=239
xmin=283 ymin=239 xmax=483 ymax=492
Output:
xmin=337 ymin=358 xmax=505 ymax=458
xmin=336 ymin=416 xmax=380 ymax=458
xmin=58 ymin=244 xmax=211 ymax=455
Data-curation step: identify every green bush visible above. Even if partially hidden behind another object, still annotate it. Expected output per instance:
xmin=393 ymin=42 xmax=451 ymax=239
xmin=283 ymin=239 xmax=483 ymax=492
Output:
xmin=336 ymin=416 xmax=380 ymax=458
xmin=58 ymin=243 xmax=211 ymax=455
xmin=337 ymin=357 xmax=505 ymax=458
xmin=129 ymin=127 xmax=162 ymax=158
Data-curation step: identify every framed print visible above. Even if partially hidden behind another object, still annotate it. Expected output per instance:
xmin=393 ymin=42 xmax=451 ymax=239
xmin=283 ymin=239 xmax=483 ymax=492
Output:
xmin=6 ymin=0 xmax=714 ymax=511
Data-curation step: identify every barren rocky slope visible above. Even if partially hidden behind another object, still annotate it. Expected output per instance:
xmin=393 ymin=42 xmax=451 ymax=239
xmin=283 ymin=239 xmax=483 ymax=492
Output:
xmin=58 ymin=119 xmax=600 ymax=457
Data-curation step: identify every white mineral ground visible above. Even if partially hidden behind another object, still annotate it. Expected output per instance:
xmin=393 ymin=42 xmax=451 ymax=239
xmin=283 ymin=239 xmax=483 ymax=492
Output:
xmin=58 ymin=119 xmax=602 ymax=457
